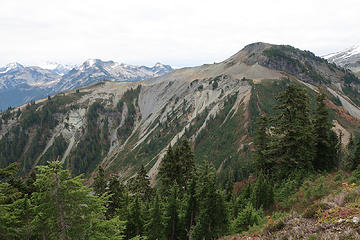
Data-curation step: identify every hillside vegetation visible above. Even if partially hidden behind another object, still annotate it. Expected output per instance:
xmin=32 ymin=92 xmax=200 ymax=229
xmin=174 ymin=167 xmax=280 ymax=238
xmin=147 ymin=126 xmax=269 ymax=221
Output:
xmin=2 ymin=82 xmax=360 ymax=239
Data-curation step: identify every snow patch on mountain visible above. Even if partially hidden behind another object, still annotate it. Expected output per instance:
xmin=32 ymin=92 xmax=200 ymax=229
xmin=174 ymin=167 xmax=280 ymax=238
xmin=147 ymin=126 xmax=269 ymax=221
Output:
xmin=39 ymin=61 xmax=75 ymax=75
xmin=323 ymin=45 xmax=360 ymax=68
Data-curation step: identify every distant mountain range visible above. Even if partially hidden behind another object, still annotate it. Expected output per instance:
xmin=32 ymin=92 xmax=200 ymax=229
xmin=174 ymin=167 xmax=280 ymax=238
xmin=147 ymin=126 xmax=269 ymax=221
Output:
xmin=0 ymin=60 xmax=172 ymax=110
xmin=323 ymin=45 xmax=360 ymax=73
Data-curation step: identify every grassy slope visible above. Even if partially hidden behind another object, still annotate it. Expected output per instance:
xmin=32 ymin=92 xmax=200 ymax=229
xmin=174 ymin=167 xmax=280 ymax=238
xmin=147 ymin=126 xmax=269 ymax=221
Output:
xmin=226 ymin=171 xmax=360 ymax=239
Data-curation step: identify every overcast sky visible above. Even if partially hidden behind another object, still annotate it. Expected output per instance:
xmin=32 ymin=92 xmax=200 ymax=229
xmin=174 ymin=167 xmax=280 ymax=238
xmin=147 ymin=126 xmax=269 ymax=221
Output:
xmin=0 ymin=0 xmax=359 ymax=67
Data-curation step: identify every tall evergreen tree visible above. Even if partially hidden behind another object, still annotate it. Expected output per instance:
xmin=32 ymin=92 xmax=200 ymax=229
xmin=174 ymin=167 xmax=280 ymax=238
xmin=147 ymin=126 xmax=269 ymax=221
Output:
xmin=192 ymin=162 xmax=228 ymax=240
xmin=94 ymin=165 xmax=107 ymax=196
xmin=159 ymin=145 xmax=176 ymax=190
xmin=164 ymin=185 xmax=180 ymax=240
xmin=129 ymin=165 xmax=153 ymax=201
xmin=313 ymin=93 xmax=337 ymax=170
xmin=159 ymin=138 xmax=196 ymax=191
xmin=0 ymin=163 xmax=22 ymax=239
xmin=271 ymin=84 xmax=315 ymax=179
xmin=179 ymin=138 xmax=195 ymax=188
xmin=126 ymin=196 xmax=144 ymax=239
xmin=249 ymin=172 xmax=273 ymax=209
xmin=146 ymin=194 xmax=165 ymax=240
xmin=184 ymin=178 xmax=197 ymax=239
xmin=253 ymin=115 xmax=272 ymax=174
xmin=31 ymin=161 xmax=124 ymax=240
xmin=350 ymin=136 xmax=360 ymax=170
xmin=13 ymin=194 xmax=33 ymax=240
xmin=107 ymin=174 xmax=126 ymax=219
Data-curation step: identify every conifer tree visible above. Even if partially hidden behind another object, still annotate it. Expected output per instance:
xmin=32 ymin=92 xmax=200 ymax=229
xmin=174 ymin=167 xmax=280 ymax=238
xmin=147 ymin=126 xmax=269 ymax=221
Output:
xmin=126 ymin=196 xmax=144 ymax=239
xmin=164 ymin=185 xmax=180 ymax=240
xmin=313 ymin=93 xmax=337 ymax=170
xmin=254 ymin=115 xmax=273 ymax=174
xmin=179 ymin=138 xmax=195 ymax=188
xmin=0 ymin=163 xmax=22 ymax=239
xmin=350 ymin=136 xmax=360 ymax=170
xmin=31 ymin=161 xmax=124 ymax=240
xmin=184 ymin=178 xmax=197 ymax=239
xmin=94 ymin=165 xmax=107 ymax=196
xmin=14 ymin=194 xmax=33 ymax=240
xmin=159 ymin=138 xmax=195 ymax=191
xmin=271 ymin=84 xmax=315 ymax=179
xmin=129 ymin=165 xmax=153 ymax=201
xmin=107 ymin=174 xmax=126 ymax=219
xmin=192 ymin=162 xmax=228 ymax=240
xmin=249 ymin=172 xmax=273 ymax=209
xmin=146 ymin=194 xmax=164 ymax=240
xmin=159 ymin=145 xmax=176 ymax=190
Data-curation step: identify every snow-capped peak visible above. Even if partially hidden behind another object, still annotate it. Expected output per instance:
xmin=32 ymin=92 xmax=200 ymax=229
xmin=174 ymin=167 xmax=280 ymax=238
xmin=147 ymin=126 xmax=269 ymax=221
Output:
xmin=0 ymin=62 xmax=24 ymax=74
xmin=84 ymin=59 xmax=98 ymax=67
xmin=348 ymin=45 xmax=360 ymax=55
xmin=38 ymin=61 xmax=74 ymax=75
xmin=154 ymin=62 xmax=165 ymax=68
xmin=39 ymin=61 xmax=60 ymax=70
xmin=323 ymin=45 xmax=360 ymax=67
xmin=6 ymin=62 xmax=23 ymax=69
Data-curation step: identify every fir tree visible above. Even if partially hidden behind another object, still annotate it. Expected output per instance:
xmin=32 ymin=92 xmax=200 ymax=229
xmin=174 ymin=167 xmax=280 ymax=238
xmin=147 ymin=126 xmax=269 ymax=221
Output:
xmin=184 ymin=178 xmax=197 ymax=239
xmin=164 ymin=185 xmax=180 ymax=240
xmin=31 ymin=161 xmax=124 ymax=239
xmin=126 ymin=196 xmax=144 ymax=239
xmin=107 ymin=174 xmax=126 ymax=219
xmin=94 ymin=165 xmax=107 ymax=196
xmin=13 ymin=194 xmax=34 ymax=240
xmin=271 ymin=84 xmax=315 ymax=179
xmin=179 ymin=138 xmax=195 ymax=188
xmin=129 ymin=165 xmax=153 ymax=201
xmin=192 ymin=162 xmax=228 ymax=240
xmin=0 ymin=163 xmax=22 ymax=239
xmin=249 ymin=172 xmax=273 ymax=209
xmin=254 ymin=115 xmax=273 ymax=174
xmin=146 ymin=194 xmax=165 ymax=240
xmin=159 ymin=145 xmax=176 ymax=190
xmin=159 ymin=138 xmax=196 ymax=191
xmin=350 ymin=136 xmax=360 ymax=170
xmin=313 ymin=93 xmax=337 ymax=171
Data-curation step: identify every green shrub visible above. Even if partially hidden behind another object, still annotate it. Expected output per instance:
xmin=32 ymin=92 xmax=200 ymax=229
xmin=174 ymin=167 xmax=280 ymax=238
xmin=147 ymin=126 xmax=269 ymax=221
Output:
xmin=334 ymin=171 xmax=343 ymax=182
xmin=273 ymin=178 xmax=298 ymax=208
xmin=343 ymin=192 xmax=359 ymax=205
xmin=308 ymin=234 xmax=319 ymax=240
xmin=349 ymin=164 xmax=360 ymax=184
xmin=312 ymin=183 xmax=329 ymax=198
xmin=231 ymin=203 xmax=263 ymax=233
xmin=271 ymin=211 xmax=287 ymax=220
xmin=303 ymin=202 xmax=330 ymax=219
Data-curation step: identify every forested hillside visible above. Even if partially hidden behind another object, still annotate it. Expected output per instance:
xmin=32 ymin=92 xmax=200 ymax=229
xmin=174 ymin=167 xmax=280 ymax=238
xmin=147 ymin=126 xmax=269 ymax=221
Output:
xmin=2 ymin=83 xmax=360 ymax=239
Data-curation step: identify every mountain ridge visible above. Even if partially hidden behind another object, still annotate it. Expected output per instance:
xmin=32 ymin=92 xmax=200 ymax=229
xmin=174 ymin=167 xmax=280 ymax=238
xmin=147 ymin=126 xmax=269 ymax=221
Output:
xmin=1 ymin=42 xmax=360 ymax=185
xmin=323 ymin=45 xmax=360 ymax=73
xmin=0 ymin=60 xmax=173 ymax=110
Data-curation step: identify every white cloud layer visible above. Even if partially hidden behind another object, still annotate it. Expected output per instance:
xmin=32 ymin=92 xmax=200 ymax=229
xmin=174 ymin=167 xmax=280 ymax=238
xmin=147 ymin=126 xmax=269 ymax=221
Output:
xmin=0 ymin=0 xmax=359 ymax=67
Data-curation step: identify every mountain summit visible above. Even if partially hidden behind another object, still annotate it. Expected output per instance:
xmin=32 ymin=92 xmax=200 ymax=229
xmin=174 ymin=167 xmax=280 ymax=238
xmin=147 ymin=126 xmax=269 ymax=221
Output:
xmin=323 ymin=45 xmax=360 ymax=73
